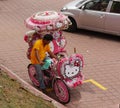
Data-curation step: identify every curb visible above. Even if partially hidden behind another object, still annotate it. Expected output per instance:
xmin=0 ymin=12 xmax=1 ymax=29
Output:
xmin=0 ymin=64 xmax=67 ymax=108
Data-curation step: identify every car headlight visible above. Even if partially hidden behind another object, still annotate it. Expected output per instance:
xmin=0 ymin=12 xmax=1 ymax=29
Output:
xmin=61 ymin=7 xmax=68 ymax=11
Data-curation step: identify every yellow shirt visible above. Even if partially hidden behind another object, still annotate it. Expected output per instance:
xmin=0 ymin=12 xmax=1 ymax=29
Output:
xmin=30 ymin=39 xmax=50 ymax=64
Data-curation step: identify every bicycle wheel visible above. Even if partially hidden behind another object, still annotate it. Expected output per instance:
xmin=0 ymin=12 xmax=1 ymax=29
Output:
xmin=53 ymin=79 xmax=70 ymax=104
xmin=28 ymin=64 xmax=40 ymax=87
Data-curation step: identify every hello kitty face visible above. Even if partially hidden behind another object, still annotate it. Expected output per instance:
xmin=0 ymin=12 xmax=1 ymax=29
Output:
xmin=59 ymin=54 xmax=83 ymax=78
xmin=64 ymin=65 xmax=80 ymax=78
xmin=52 ymin=31 xmax=61 ymax=39
xmin=56 ymin=22 xmax=63 ymax=28
xmin=56 ymin=38 xmax=66 ymax=48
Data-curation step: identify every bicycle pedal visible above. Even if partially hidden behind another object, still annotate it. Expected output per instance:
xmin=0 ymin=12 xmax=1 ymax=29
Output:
xmin=46 ymin=88 xmax=53 ymax=92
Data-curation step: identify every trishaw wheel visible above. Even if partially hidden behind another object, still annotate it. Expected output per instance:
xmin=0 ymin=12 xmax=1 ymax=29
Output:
xmin=28 ymin=64 xmax=40 ymax=87
xmin=53 ymin=79 xmax=70 ymax=104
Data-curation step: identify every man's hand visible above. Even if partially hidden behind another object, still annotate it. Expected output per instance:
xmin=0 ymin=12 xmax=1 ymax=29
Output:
xmin=48 ymin=51 xmax=58 ymax=60
xmin=39 ymin=61 xmax=44 ymax=65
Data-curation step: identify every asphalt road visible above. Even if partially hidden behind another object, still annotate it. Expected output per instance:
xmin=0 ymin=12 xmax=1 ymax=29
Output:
xmin=0 ymin=0 xmax=120 ymax=108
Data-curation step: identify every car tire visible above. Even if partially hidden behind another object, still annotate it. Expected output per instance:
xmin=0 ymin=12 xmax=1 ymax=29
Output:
xmin=65 ymin=17 xmax=77 ymax=32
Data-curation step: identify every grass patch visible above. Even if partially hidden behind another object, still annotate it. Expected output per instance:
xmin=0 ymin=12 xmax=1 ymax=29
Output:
xmin=0 ymin=70 xmax=55 ymax=108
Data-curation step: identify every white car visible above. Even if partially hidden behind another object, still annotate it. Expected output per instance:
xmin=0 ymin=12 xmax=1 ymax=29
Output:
xmin=61 ymin=0 xmax=120 ymax=36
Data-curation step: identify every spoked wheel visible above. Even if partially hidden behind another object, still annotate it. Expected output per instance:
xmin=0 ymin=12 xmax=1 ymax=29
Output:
xmin=53 ymin=79 xmax=70 ymax=104
xmin=28 ymin=64 xmax=40 ymax=87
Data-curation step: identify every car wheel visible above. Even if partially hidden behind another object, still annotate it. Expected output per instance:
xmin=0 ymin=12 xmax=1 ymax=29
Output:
xmin=66 ymin=17 xmax=77 ymax=32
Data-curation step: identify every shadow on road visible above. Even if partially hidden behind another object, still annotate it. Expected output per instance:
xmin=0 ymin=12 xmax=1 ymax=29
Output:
xmin=69 ymin=29 xmax=120 ymax=42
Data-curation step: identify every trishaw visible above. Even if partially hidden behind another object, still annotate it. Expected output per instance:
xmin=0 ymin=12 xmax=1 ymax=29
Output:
xmin=24 ymin=11 xmax=84 ymax=104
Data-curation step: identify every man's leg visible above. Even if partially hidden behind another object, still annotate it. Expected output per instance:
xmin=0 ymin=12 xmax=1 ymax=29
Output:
xmin=34 ymin=64 xmax=46 ymax=90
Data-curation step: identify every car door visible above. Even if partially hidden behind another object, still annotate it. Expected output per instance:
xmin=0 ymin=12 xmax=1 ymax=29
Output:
xmin=80 ymin=0 xmax=109 ymax=31
xmin=105 ymin=0 xmax=120 ymax=35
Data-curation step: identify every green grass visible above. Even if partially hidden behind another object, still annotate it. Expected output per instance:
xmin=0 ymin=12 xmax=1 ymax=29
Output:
xmin=0 ymin=70 xmax=55 ymax=108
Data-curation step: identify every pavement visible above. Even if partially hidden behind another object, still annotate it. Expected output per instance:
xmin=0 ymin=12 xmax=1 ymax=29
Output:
xmin=0 ymin=0 xmax=120 ymax=108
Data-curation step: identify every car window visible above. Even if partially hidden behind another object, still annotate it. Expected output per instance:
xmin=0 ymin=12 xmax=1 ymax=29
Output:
xmin=84 ymin=0 xmax=109 ymax=11
xmin=76 ymin=0 xmax=87 ymax=7
xmin=110 ymin=1 xmax=120 ymax=13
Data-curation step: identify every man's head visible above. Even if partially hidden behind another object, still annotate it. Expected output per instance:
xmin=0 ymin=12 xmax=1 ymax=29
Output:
xmin=43 ymin=34 xmax=53 ymax=45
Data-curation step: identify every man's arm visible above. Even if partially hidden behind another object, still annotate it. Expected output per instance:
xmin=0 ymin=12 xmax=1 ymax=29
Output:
xmin=35 ymin=49 xmax=44 ymax=65
xmin=48 ymin=51 xmax=58 ymax=60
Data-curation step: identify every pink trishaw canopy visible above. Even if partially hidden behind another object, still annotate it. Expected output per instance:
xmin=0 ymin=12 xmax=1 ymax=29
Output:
xmin=24 ymin=10 xmax=71 ymax=32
